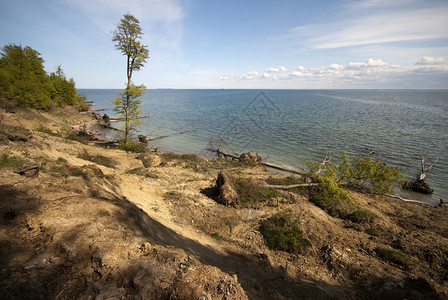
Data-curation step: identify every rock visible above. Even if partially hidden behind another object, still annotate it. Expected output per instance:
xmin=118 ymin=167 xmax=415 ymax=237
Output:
xmin=239 ymin=152 xmax=262 ymax=164
xmin=138 ymin=135 xmax=147 ymax=143
xmin=102 ymin=114 xmax=110 ymax=126
xmin=216 ymin=172 xmax=238 ymax=207
xmin=140 ymin=154 xmax=161 ymax=168
xmin=402 ymin=180 xmax=434 ymax=194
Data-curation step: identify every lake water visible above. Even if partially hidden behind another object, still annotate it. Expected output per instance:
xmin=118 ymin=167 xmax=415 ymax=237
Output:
xmin=79 ymin=89 xmax=448 ymax=205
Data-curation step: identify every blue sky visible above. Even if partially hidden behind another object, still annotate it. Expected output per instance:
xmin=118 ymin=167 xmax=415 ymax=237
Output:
xmin=1 ymin=0 xmax=447 ymax=89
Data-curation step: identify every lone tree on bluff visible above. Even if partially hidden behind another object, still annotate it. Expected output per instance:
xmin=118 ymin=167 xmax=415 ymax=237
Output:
xmin=112 ymin=14 xmax=149 ymax=142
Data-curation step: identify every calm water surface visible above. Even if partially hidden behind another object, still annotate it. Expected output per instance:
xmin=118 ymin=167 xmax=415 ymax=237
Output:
xmin=79 ymin=89 xmax=448 ymax=205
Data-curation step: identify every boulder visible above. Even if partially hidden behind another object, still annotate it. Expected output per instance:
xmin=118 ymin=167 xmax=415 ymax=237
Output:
xmin=139 ymin=154 xmax=161 ymax=168
xmin=216 ymin=172 xmax=238 ymax=207
xmin=239 ymin=151 xmax=262 ymax=164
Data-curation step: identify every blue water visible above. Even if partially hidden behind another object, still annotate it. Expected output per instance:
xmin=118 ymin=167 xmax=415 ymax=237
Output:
xmin=79 ymin=89 xmax=448 ymax=205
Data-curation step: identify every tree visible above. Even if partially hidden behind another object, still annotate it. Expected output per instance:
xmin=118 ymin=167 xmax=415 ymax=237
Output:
xmin=49 ymin=65 xmax=78 ymax=106
xmin=112 ymin=14 xmax=149 ymax=142
xmin=0 ymin=44 xmax=53 ymax=109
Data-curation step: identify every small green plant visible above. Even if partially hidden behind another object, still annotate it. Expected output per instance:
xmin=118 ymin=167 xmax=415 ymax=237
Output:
xmin=260 ymin=213 xmax=311 ymax=253
xmin=366 ymin=227 xmax=380 ymax=236
xmin=126 ymin=167 xmax=143 ymax=175
xmin=56 ymin=157 xmax=67 ymax=163
xmin=119 ymin=139 xmax=147 ymax=153
xmin=36 ymin=123 xmax=57 ymax=136
xmin=0 ymin=154 xmax=24 ymax=168
xmin=211 ymin=233 xmax=222 ymax=240
xmin=375 ymin=247 xmax=418 ymax=270
xmin=78 ymin=149 xmax=113 ymax=167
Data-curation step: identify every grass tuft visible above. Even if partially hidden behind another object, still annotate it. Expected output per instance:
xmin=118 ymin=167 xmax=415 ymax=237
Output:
xmin=0 ymin=154 xmax=24 ymax=168
xmin=260 ymin=213 xmax=311 ymax=253
xmin=375 ymin=247 xmax=418 ymax=270
xmin=78 ymin=149 xmax=114 ymax=168
xmin=234 ymin=177 xmax=284 ymax=208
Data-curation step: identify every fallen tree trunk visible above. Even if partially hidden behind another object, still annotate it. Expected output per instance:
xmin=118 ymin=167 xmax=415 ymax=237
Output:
xmin=386 ymin=194 xmax=429 ymax=206
xmin=216 ymin=149 xmax=305 ymax=176
xmin=141 ymin=129 xmax=194 ymax=142
xmin=263 ymin=183 xmax=319 ymax=189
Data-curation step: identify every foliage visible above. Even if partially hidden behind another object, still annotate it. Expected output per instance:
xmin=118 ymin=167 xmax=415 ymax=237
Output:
xmin=112 ymin=14 xmax=149 ymax=141
xmin=260 ymin=213 xmax=311 ymax=253
xmin=0 ymin=44 xmax=83 ymax=109
xmin=307 ymin=153 xmax=402 ymax=195
xmin=309 ymin=176 xmax=376 ymax=223
xmin=49 ymin=65 xmax=78 ymax=106
xmin=118 ymin=139 xmax=148 ymax=153
xmin=0 ymin=44 xmax=53 ymax=108
xmin=112 ymin=83 xmax=145 ymax=137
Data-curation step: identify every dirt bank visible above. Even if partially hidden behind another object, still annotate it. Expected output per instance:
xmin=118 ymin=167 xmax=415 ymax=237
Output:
xmin=1 ymin=106 xmax=447 ymax=299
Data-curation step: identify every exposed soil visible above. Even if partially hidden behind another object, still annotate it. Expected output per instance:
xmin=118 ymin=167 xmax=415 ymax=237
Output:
xmin=1 ymin=106 xmax=447 ymax=299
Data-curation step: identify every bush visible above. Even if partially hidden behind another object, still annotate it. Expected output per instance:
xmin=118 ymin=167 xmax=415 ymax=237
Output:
xmin=310 ymin=176 xmax=376 ymax=223
xmin=260 ymin=213 xmax=311 ymax=253
xmin=119 ymin=140 xmax=147 ymax=153
xmin=234 ymin=177 xmax=284 ymax=207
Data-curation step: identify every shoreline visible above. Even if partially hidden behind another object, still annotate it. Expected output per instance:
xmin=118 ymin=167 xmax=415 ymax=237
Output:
xmin=1 ymin=105 xmax=448 ymax=298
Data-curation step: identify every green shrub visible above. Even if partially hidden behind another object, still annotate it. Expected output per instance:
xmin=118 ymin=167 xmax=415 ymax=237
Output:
xmin=310 ymin=176 xmax=377 ymax=223
xmin=119 ymin=140 xmax=147 ymax=153
xmin=260 ymin=213 xmax=311 ymax=253
xmin=234 ymin=177 xmax=284 ymax=207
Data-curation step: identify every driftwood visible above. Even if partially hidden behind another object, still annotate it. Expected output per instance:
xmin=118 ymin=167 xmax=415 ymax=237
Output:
xmin=142 ymin=129 xmax=195 ymax=142
xmin=14 ymin=164 xmax=39 ymax=177
xmin=402 ymin=154 xmax=438 ymax=194
xmin=418 ymin=154 xmax=438 ymax=181
xmin=216 ymin=149 xmax=305 ymax=176
xmin=386 ymin=194 xmax=429 ymax=206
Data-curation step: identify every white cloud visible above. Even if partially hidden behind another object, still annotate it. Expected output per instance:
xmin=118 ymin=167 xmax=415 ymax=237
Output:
xmin=222 ymin=57 xmax=448 ymax=86
xmin=243 ymin=71 xmax=260 ymax=80
xmin=416 ymin=57 xmax=446 ymax=65
xmin=328 ymin=64 xmax=345 ymax=70
xmin=281 ymin=3 xmax=448 ymax=49
xmin=219 ymin=76 xmax=229 ymax=80
xmin=265 ymin=66 xmax=288 ymax=73
xmin=348 ymin=58 xmax=387 ymax=69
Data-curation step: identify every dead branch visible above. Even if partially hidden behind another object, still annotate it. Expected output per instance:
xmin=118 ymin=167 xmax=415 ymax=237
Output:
xmin=143 ymin=129 xmax=195 ymax=142
xmin=419 ymin=154 xmax=439 ymax=181
xmin=263 ymin=183 xmax=319 ymax=189
xmin=387 ymin=194 xmax=430 ymax=206
xmin=315 ymin=152 xmax=331 ymax=175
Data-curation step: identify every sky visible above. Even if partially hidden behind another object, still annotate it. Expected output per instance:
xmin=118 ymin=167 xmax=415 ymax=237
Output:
xmin=1 ymin=0 xmax=447 ymax=89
